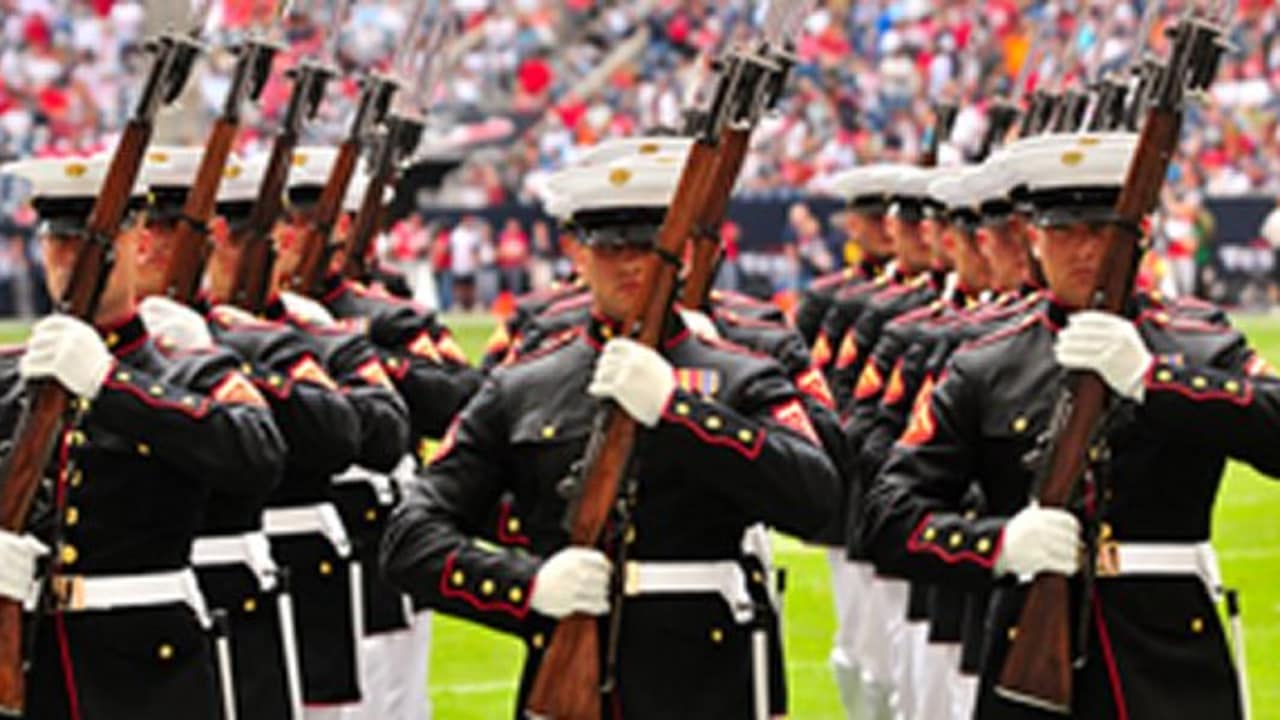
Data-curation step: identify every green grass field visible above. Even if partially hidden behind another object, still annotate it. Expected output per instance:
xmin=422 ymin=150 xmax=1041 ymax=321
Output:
xmin=427 ymin=313 xmax=1280 ymax=720
xmin=1 ymin=311 xmax=1272 ymax=718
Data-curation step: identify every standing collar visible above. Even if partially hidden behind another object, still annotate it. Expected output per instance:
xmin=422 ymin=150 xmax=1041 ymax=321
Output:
xmin=584 ymin=309 xmax=691 ymax=352
xmin=100 ymin=312 xmax=148 ymax=357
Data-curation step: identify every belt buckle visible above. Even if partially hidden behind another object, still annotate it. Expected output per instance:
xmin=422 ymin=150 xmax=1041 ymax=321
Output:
xmin=50 ymin=575 xmax=85 ymax=611
xmin=1095 ymin=540 xmax=1120 ymax=577
xmin=622 ymin=562 xmax=639 ymax=597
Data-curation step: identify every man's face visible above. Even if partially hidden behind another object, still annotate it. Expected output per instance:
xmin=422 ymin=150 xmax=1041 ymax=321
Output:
xmin=886 ymin=214 xmax=930 ymax=273
xmin=944 ymin=224 xmax=990 ymax=292
xmin=582 ymin=243 xmax=650 ymax=322
xmin=271 ymin=214 xmax=309 ymax=285
xmin=205 ymin=216 xmax=243 ymax=303
xmin=846 ymin=213 xmax=893 ymax=257
xmin=921 ymin=217 xmax=950 ymax=269
xmin=133 ymin=219 xmax=180 ymax=298
xmin=1030 ymin=222 xmax=1109 ymax=308
xmin=975 ymin=219 xmax=1031 ymax=292
xmin=40 ymin=220 xmax=139 ymax=321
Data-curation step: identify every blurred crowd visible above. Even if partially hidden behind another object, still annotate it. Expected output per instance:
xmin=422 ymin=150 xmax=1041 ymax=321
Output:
xmin=1 ymin=0 xmax=1280 ymax=316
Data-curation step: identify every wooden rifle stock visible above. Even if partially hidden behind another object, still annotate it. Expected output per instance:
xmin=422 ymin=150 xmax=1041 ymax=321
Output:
xmin=680 ymin=129 xmax=750 ymax=309
xmin=227 ymin=129 xmax=296 ymax=312
xmin=289 ymin=139 xmax=360 ymax=296
xmin=0 ymin=116 xmax=155 ymax=715
xmin=162 ymin=119 xmax=240 ymax=302
xmin=994 ymin=101 xmax=1184 ymax=714
xmin=524 ymin=140 xmax=723 ymax=720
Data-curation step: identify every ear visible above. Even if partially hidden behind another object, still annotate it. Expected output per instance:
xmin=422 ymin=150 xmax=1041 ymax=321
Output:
xmin=1027 ymin=225 xmax=1045 ymax=259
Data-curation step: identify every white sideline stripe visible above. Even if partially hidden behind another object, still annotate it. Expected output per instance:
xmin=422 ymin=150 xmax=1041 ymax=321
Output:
xmin=432 ymin=679 xmax=515 ymax=695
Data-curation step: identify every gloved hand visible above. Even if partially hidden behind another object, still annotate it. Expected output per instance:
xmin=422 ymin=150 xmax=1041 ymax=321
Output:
xmin=138 ymin=296 xmax=213 ymax=350
xmin=280 ymin=291 xmax=336 ymax=327
xmin=210 ymin=304 xmax=259 ymax=327
xmin=1054 ymin=311 xmax=1152 ymax=402
xmin=678 ymin=308 xmax=720 ymax=340
xmin=587 ymin=338 xmax=676 ymax=428
xmin=0 ymin=530 xmax=47 ymax=603
xmin=19 ymin=315 xmax=114 ymax=399
xmin=529 ymin=547 xmax=612 ymax=619
xmin=993 ymin=504 xmax=1082 ymax=578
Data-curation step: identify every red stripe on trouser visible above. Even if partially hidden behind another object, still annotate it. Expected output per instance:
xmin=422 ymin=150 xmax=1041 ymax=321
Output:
xmin=1092 ymin=594 xmax=1129 ymax=720
xmin=54 ymin=611 xmax=82 ymax=720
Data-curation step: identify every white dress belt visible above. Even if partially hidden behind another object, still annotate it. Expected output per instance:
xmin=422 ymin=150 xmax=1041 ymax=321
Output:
xmin=623 ymin=560 xmax=756 ymax=624
xmin=191 ymin=531 xmax=279 ymax=591
xmin=263 ymin=503 xmax=352 ymax=557
xmin=44 ymin=568 xmax=211 ymax=628
xmin=1097 ymin=541 xmax=1222 ymax=596
xmin=332 ymin=465 xmax=397 ymax=506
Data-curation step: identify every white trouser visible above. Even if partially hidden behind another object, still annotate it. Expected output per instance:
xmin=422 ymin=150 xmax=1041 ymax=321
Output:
xmin=911 ymin=641 xmax=958 ymax=720
xmin=858 ymin=576 xmax=906 ymax=690
xmin=951 ymin=670 xmax=979 ymax=720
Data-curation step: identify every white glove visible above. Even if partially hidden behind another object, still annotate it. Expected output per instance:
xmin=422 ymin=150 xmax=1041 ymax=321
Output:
xmin=1054 ymin=311 xmax=1152 ymax=402
xmin=994 ymin=504 xmax=1082 ymax=578
xmin=587 ymin=338 xmax=676 ymax=428
xmin=280 ymin=291 xmax=336 ymax=327
xmin=529 ymin=547 xmax=612 ymax=619
xmin=210 ymin=304 xmax=259 ymax=326
xmin=0 ymin=530 xmax=46 ymax=603
xmin=19 ymin=315 xmax=114 ymax=399
xmin=138 ymin=296 xmax=213 ymax=350
xmin=678 ymin=308 xmax=720 ymax=340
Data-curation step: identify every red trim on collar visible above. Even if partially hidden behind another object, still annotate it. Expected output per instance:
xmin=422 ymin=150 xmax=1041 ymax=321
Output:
xmin=496 ymin=500 xmax=531 ymax=548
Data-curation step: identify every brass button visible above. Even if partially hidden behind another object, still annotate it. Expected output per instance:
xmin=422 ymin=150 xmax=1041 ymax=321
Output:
xmin=1099 ymin=522 xmax=1114 ymax=541
xmin=507 ymin=518 xmax=521 ymax=534
xmin=241 ymin=364 xmax=254 ymax=375
xmin=963 ymin=509 xmax=978 ymax=521
xmin=674 ymin=402 xmax=691 ymax=416
xmin=541 ymin=425 xmax=556 ymax=440
xmin=450 ymin=570 xmax=465 ymax=587
xmin=115 ymin=371 xmax=131 ymax=383
xmin=69 ymin=431 xmax=86 ymax=447
xmin=1007 ymin=626 xmax=1018 ymax=641
xmin=364 ymin=509 xmax=378 ymax=522
xmin=948 ymin=532 xmax=963 ymax=548
xmin=1191 ymin=376 xmax=1208 ymax=390
xmin=318 ymin=561 xmax=333 ymax=576
xmin=705 ymin=416 xmax=724 ymax=431
xmin=105 ymin=332 xmax=120 ymax=348
xmin=480 ymin=579 xmax=496 ymax=596
xmin=1225 ymin=380 xmax=1241 ymax=394
xmin=60 ymin=544 xmax=78 ymax=565
xmin=1156 ymin=369 xmax=1174 ymax=383
xmin=157 ymin=643 xmax=174 ymax=661
xmin=709 ymin=627 xmax=724 ymax=644
xmin=136 ymin=443 xmax=151 ymax=457
xmin=149 ymin=385 xmax=164 ymax=397
xmin=268 ymin=376 xmax=284 ymax=387
xmin=737 ymin=429 xmax=754 ymax=443
xmin=243 ymin=598 xmax=257 ymax=613
xmin=182 ymin=396 xmax=198 ymax=407
xmin=508 ymin=587 xmax=524 ymax=604
xmin=1011 ymin=417 xmax=1028 ymax=434
xmin=922 ymin=527 xmax=937 ymax=542
xmin=624 ymin=526 xmax=636 ymax=545
xmin=69 ymin=469 xmax=83 ymax=488
xmin=1190 ymin=617 xmax=1205 ymax=634
xmin=751 ymin=571 xmax=765 ymax=585
xmin=64 ymin=507 xmax=79 ymax=526
xmin=531 ymin=633 xmax=545 ymax=649
xmin=976 ymin=538 xmax=992 ymax=554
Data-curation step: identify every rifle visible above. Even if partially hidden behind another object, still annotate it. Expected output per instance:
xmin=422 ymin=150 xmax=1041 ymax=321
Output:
xmin=1086 ymin=0 xmax=1163 ymax=132
xmin=994 ymin=7 xmax=1231 ymax=713
xmin=162 ymin=20 xmax=281 ymax=303
xmin=523 ymin=5 xmax=808 ymax=718
xmin=0 ymin=4 xmax=212 ymax=714
xmin=680 ymin=41 xmax=798 ymax=310
xmin=980 ymin=16 xmax=1047 ymax=158
xmin=341 ymin=6 xmax=455 ymax=283
xmin=225 ymin=0 xmax=349 ymax=311
xmin=288 ymin=0 xmax=429 ymax=297
xmin=921 ymin=102 xmax=958 ymax=169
